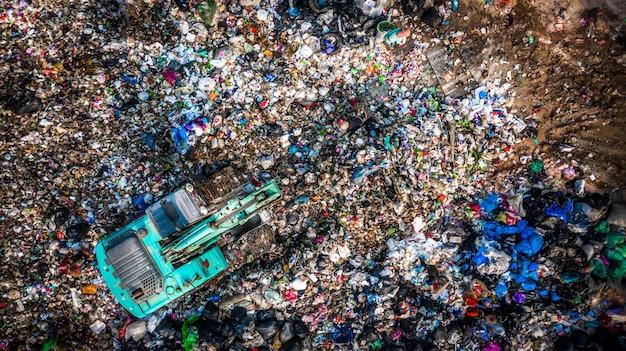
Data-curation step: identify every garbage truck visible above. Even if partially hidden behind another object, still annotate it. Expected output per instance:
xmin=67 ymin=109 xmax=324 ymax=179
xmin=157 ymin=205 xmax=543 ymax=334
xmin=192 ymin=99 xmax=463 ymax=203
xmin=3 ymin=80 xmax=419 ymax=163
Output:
xmin=95 ymin=166 xmax=282 ymax=318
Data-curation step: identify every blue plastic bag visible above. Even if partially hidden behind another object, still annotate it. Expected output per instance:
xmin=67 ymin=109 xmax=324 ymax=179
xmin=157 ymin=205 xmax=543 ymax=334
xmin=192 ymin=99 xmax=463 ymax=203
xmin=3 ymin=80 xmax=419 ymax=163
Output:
xmin=495 ymin=281 xmax=508 ymax=299
xmin=515 ymin=239 xmax=533 ymax=256
xmin=529 ymin=234 xmax=544 ymax=254
xmin=514 ymin=276 xmax=537 ymax=290
xmin=133 ymin=196 xmax=148 ymax=210
xmin=483 ymin=219 xmax=528 ymax=239
xmin=331 ymin=324 xmax=354 ymax=344
xmin=519 ymin=261 xmax=539 ymax=281
xmin=480 ymin=193 xmax=502 ymax=213
xmin=473 ymin=252 xmax=489 ymax=266
xmin=519 ymin=226 xmax=537 ymax=239
xmin=141 ymin=133 xmax=156 ymax=150
xmin=515 ymin=234 xmax=543 ymax=256
xmin=545 ymin=201 xmax=573 ymax=223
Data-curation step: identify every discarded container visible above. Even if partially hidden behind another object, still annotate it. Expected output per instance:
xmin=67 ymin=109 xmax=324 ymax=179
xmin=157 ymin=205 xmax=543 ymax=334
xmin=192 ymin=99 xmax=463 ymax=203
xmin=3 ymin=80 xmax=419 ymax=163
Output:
xmin=376 ymin=21 xmax=396 ymax=43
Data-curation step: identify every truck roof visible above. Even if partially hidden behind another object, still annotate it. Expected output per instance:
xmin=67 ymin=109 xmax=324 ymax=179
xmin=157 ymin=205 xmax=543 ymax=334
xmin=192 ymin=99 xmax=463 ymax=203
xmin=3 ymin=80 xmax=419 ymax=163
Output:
xmin=146 ymin=189 xmax=206 ymax=238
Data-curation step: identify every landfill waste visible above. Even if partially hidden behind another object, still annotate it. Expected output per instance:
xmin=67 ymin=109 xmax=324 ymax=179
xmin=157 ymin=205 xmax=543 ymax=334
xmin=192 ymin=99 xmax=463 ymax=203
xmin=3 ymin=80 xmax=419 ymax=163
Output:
xmin=1 ymin=0 xmax=626 ymax=350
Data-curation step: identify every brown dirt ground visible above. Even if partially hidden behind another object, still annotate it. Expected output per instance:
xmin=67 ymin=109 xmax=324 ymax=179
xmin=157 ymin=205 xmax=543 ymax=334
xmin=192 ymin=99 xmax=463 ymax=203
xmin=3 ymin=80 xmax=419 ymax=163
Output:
xmin=446 ymin=0 xmax=626 ymax=195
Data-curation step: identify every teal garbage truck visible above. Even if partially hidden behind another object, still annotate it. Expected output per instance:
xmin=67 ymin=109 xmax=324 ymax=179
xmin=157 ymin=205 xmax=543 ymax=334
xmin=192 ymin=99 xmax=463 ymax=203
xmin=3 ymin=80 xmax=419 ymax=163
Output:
xmin=95 ymin=167 xmax=282 ymax=318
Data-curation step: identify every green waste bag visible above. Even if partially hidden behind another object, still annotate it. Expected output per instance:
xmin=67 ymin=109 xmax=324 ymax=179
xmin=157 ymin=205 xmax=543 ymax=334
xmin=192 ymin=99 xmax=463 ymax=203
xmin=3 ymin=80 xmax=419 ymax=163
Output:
xmin=595 ymin=220 xmax=610 ymax=234
xmin=42 ymin=338 xmax=57 ymax=351
xmin=371 ymin=340 xmax=384 ymax=351
xmin=529 ymin=159 xmax=543 ymax=173
xmin=613 ymin=244 xmax=626 ymax=260
xmin=182 ymin=315 xmax=200 ymax=351
xmin=588 ymin=258 xmax=607 ymax=279
xmin=197 ymin=0 xmax=216 ymax=26
xmin=609 ymin=260 xmax=626 ymax=280
xmin=605 ymin=249 xmax=625 ymax=263
xmin=606 ymin=231 xmax=625 ymax=248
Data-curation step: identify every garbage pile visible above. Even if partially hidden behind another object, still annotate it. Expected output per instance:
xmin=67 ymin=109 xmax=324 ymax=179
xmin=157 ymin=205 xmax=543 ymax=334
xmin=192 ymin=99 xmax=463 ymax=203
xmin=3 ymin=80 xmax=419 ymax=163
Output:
xmin=1 ymin=0 xmax=626 ymax=350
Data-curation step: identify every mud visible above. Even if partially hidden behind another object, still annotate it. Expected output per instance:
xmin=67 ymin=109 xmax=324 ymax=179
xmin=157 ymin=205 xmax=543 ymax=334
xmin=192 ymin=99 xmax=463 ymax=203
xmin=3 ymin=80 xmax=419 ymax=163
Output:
xmin=447 ymin=0 xmax=626 ymax=189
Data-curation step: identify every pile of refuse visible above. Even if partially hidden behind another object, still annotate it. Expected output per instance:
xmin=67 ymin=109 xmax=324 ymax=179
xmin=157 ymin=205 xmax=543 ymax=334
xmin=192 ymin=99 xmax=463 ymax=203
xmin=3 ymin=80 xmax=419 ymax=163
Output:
xmin=1 ymin=0 xmax=626 ymax=350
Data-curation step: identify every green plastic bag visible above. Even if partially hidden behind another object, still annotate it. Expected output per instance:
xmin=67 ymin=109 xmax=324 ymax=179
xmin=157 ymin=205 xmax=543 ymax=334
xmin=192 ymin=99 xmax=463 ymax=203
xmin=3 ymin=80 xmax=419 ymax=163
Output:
xmin=605 ymin=231 xmax=624 ymax=248
xmin=615 ymin=243 xmax=626 ymax=258
xmin=197 ymin=0 xmax=216 ymax=26
xmin=371 ymin=339 xmax=384 ymax=351
xmin=588 ymin=258 xmax=607 ymax=279
xmin=182 ymin=315 xmax=200 ymax=351
xmin=595 ymin=220 xmax=610 ymax=234
xmin=42 ymin=338 xmax=57 ymax=351
xmin=609 ymin=260 xmax=626 ymax=280
xmin=605 ymin=249 xmax=625 ymax=263
xmin=529 ymin=159 xmax=543 ymax=173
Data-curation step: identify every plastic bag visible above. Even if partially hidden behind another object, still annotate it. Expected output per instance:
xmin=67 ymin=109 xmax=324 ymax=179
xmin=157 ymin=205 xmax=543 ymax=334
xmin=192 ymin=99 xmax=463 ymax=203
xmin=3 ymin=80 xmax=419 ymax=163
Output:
xmin=605 ymin=231 xmax=624 ymax=249
xmin=256 ymin=309 xmax=275 ymax=322
xmin=125 ymin=320 xmax=148 ymax=342
xmin=294 ymin=321 xmax=309 ymax=339
xmin=514 ymin=276 xmax=537 ymax=291
xmin=182 ymin=315 xmax=199 ymax=351
xmin=331 ymin=324 xmax=354 ymax=344
xmin=480 ymin=193 xmax=503 ymax=213
xmin=474 ymin=247 xmax=511 ymax=275
xmin=202 ymin=303 xmax=220 ymax=322
xmin=494 ymin=281 xmax=508 ymax=299
xmin=197 ymin=0 xmax=216 ymax=25
xmin=546 ymin=201 xmax=573 ymax=223
xmin=515 ymin=234 xmax=544 ymax=256
xmin=354 ymin=0 xmax=386 ymax=17
xmin=609 ymin=260 xmax=626 ymax=279
xmin=220 ymin=324 xmax=237 ymax=339
xmin=230 ymin=306 xmax=248 ymax=321
xmin=608 ymin=204 xmax=626 ymax=228
xmin=283 ymin=339 xmax=302 ymax=351
xmin=529 ymin=159 xmax=544 ymax=173
xmin=422 ymin=7 xmax=442 ymax=28
xmin=280 ymin=322 xmax=294 ymax=342
xmin=483 ymin=220 xmax=527 ymax=239
xmin=256 ymin=320 xmax=280 ymax=340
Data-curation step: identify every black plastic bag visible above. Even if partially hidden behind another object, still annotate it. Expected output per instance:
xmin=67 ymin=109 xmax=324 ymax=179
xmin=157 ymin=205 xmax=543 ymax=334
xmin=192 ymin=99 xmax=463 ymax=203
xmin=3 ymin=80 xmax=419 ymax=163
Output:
xmin=283 ymin=339 xmax=302 ymax=351
xmin=230 ymin=306 xmax=247 ymax=321
xmin=293 ymin=321 xmax=309 ymax=339
xmin=65 ymin=222 xmax=90 ymax=240
xmin=202 ymin=303 xmax=220 ymax=322
xmin=399 ymin=319 xmax=418 ymax=340
xmin=255 ymin=309 xmax=275 ymax=322
xmin=256 ymin=320 xmax=279 ymax=340
xmin=331 ymin=324 xmax=354 ymax=344
xmin=421 ymin=7 xmax=442 ymax=28
xmin=220 ymin=324 xmax=237 ymax=340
